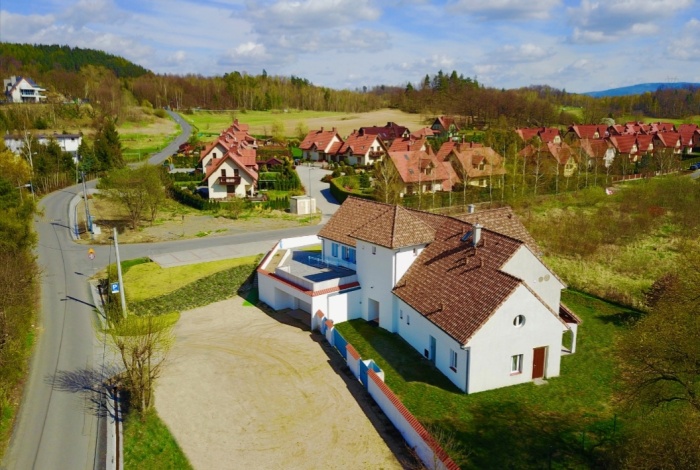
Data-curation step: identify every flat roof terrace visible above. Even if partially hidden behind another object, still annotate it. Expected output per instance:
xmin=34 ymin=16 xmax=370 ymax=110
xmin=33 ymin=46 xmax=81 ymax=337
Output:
xmin=274 ymin=249 xmax=357 ymax=292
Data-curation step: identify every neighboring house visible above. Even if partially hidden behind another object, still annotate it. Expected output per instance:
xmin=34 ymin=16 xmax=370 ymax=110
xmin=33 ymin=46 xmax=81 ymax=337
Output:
xmin=3 ymin=76 xmax=46 ymax=103
xmin=678 ymin=124 xmax=698 ymax=154
xmin=606 ymin=134 xmax=639 ymax=168
xmin=438 ymin=142 xmax=505 ymax=189
xmin=516 ymin=127 xmax=561 ymax=144
xmin=565 ymin=124 xmax=609 ymax=141
xmin=358 ymin=122 xmax=410 ymax=144
xmin=652 ymin=132 xmax=682 ymax=156
xmin=337 ymin=131 xmax=388 ymax=166
xmin=388 ymin=136 xmax=428 ymax=153
xmin=573 ymin=138 xmax=614 ymax=169
xmin=257 ymin=197 xmax=579 ymax=394
xmin=387 ymin=149 xmax=449 ymax=196
xmin=3 ymin=132 xmax=82 ymax=161
xmin=199 ymin=120 xmax=259 ymax=199
xmin=519 ymin=141 xmax=578 ymax=177
xmin=431 ymin=116 xmax=460 ymax=139
xmin=299 ymin=127 xmax=343 ymax=162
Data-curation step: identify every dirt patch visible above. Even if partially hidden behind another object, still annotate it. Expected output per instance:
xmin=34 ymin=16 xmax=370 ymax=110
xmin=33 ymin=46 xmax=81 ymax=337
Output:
xmin=76 ymin=195 xmax=320 ymax=244
xmin=156 ymin=299 xmax=409 ymax=470
xmin=294 ymin=109 xmax=430 ymax=138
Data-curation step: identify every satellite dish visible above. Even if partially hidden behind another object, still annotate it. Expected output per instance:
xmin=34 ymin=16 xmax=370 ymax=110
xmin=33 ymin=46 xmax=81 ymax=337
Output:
xmin=460 ymin=231 xmax=473 ymax=243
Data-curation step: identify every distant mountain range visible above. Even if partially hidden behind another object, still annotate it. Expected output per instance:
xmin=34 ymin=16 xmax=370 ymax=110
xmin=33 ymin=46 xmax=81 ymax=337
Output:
xmin=584 ymin=82 xmax=700 ymax=98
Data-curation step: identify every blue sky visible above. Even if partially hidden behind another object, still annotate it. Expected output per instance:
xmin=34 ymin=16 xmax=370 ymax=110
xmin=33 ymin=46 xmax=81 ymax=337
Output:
xmin=1 ymin=0 xmax=699 ymax=93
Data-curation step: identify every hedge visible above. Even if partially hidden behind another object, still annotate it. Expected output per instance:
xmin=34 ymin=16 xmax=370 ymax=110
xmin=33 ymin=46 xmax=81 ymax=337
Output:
xmin=169 ymin=186 xmax=220 ymax=211
xmin=263 ymin=196 xmax=289 ymax=210
xmin=168 ymin=172 xmax=202 ymax=182
xmin=329 ymin=176 xmax=376 ymax=204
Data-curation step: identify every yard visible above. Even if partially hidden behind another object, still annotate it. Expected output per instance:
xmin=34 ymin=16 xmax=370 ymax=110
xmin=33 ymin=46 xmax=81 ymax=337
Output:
xmin=335 ymin=290 xmax=634 ymax=468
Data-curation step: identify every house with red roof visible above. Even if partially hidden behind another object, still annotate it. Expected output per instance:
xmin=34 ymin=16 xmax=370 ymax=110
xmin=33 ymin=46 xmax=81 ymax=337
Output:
xmin=519 ymin=141 xmax=578 ymax=177
xmin=357 ymin=122 xmax=410 ymax=144
xmin=387 ymin=149 xmax=449 ymax=196
xmin=3 ymin=76 xmax=46 ymax=103
xmin=439 ymin=142 xmax=506 ymax=189
xmin=337 ymin=131 xmax=388 ymax=166
xmin=257 ymin=197 xmax=578 ymax=394
xmin=431 ymin=116 xmax=461 ymax=139
xmin=198 ymin=120 xmax=259 ymax=199
xmin=515 ymin=127 xmax=562 ymax=144
xmin=678 ymin=124 xmax=699 ymax=153
xmin=299 ymin=127 xmax=343 ymax=162
xmin=652 ymin=132 xmax=682 ymax=155
xmin=388 ymin=136 xmax=429 ymax=153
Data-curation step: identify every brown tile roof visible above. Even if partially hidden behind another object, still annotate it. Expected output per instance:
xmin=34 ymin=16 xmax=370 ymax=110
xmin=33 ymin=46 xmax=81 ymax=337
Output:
xmin=457 ymin=207 xmax=542 ymax=255
xmin=393 ymin=217 xmax=523 ymax=344
xmin=576 ymin=138 xmax=610 ymax=160
xmin=338 ymin=132 xmax=381 ymax=156
xmin=358 ymin=122 xmax=408 ymax=141
xmin=516 ymin=127 xmax=560 ymax=143
xmin=451 ymin=144 xmax=507 ymax=179
xmin=350 ymin=205 xmax=436 ymax=249
xmin=388 ymin=150 xmax=449 ymax=185
xmin=388 ymin=137 xmax=427 ymax=153
xmin=299 ymin=128 xmax=342 ymax=152
xmin=317 ymin=197 xmax=395 ymax=247
xmin=436 ymin=141 xmax=457 ymax=162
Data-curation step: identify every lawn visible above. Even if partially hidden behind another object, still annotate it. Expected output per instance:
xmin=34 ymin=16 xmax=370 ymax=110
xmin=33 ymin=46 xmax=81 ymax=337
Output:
xmin=123 ymin=408 xmax=192 ymax=470
xmin=123 ymin=255 xmax=260 ymax=302
xmin=335 ymin=290 xmax=634 ymax=468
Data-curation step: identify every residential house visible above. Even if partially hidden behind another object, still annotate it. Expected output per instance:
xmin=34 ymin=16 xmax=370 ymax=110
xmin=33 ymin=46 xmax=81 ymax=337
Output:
xmin=388 ymin=136 xmax=429 ymax=153
xmin=572 ymin=138 xmax=615 ymax=170
xmin=678 ymin=124 xmax=699 ymax=154
xmin=519 ymin=140 xmax=578 ymax=177
xmin=337 ymin=131 xmax=388 ymax=166
xmin=198 ymin=120 xmax=259 ymax=199
xmin=3 ymin=132 xmax=83 ymax=163
xmin=430 ymin=116 xmax=460 ymax=139
xmin=3 ymin=76 xmax=46 ymax=103
xmin=565 ymin=124 xmax=609 ymax=141
xmin=257 ymin=197 xmax=579 ymax=394
xmin=516 ymin=127 xmax=561 ymax=144
xmin=387 ymin=149 xmax=449 ymax=196
xmin=299 ymin=127 xmax=343 ymax=162
xmin=652 ymin=132 xmax=682 ymax=156
xmin=439 ymin=142 xmax=506 ymax=189
xmin=358 ymin=122 xmax=410 ymax=144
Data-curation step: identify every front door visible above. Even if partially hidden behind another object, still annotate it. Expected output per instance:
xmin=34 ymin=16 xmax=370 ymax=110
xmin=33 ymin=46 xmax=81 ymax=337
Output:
xmin=532 ymin=346 xmax=546 ymax=379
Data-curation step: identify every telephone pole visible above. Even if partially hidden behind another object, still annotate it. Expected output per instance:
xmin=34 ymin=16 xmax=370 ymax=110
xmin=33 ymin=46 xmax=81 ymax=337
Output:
xmin=113 ymin=227 xmax=127 ymax=318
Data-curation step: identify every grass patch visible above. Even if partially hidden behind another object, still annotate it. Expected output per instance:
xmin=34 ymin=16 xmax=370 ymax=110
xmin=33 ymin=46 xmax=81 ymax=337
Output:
xmin=335 ymin=290 xmax=635 ymax=468
xmin=129 ymin=257 xmax=261 ymax=315
xmin=123 ymin=408 xmax=192 ymax=470
xmin=124 ymin=256 xmax=260 ymax=302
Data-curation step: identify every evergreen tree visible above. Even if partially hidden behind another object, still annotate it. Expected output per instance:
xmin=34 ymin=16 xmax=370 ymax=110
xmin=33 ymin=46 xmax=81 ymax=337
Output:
xmin=94 ymin=118 xmax=124 ymax=169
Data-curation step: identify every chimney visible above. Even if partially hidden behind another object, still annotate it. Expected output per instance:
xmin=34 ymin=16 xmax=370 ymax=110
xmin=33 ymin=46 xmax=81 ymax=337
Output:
xmin=473 ymin=223 xmax=482 ymax=246
xmin=467 ymin=204 xmax=476 ymax=214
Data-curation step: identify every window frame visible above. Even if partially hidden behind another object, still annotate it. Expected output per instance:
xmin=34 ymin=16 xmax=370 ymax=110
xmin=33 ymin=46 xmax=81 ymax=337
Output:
xmin=511 ymin=354 xmax=523 ymax=374
xmin=449 ymin=349 xmax=458 ymax=372
xmin=331 ymin=243 xmax=338 ymax=258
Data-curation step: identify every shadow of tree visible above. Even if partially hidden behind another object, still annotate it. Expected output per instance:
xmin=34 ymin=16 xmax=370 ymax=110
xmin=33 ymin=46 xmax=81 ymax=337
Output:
xmin=440 ymin=401 xmax=613 ymax=469
xmin=47 ymin=366 xmax=123 ymax=420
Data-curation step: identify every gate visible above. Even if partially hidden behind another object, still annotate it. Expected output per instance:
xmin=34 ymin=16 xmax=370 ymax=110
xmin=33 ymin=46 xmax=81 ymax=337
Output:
xmin=333 ymin=329 xmax=347 ymax=359
xmin=359 ymin=360 xmax=381 ymax=390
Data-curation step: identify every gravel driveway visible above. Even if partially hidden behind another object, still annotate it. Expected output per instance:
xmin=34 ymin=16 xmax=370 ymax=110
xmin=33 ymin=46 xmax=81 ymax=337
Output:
xmin=155 ymin=297 xmax=406 ymax=469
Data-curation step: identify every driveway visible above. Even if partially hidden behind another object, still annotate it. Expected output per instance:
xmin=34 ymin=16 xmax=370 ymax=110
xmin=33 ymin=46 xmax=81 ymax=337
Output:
xmin=155 ymin=298 xmax=405 ymax=470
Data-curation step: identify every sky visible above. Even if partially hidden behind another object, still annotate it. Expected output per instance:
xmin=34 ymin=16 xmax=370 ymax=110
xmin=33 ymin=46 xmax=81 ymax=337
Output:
xmin=1 ymin=0 xmax=699 ymax=94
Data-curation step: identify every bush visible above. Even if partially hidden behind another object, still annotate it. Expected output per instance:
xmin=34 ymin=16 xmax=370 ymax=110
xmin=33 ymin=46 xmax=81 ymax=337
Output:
xmin=329 ymin=176 xmax=375 ymax=204
xmin=168 ymin=186 xmax=219 ymax=211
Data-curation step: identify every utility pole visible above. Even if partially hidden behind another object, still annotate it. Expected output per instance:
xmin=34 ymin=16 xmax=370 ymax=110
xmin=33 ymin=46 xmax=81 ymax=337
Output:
xmin=81 ymin=171 xmax=92 ymax=238
xmin=113 ymin=227 xmax=127 ymax=319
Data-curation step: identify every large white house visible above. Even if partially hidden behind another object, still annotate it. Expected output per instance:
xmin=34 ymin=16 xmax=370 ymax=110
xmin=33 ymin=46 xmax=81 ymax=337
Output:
xmin=3 ymin=133 xmax=83 ymax=163
xmin=3 ymin=76 xmax=46 ymax=103
xmin=258 ymin=198 xmax=580 ymax=394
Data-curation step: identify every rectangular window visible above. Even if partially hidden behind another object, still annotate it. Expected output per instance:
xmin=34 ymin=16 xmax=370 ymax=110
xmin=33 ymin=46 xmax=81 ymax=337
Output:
xmin=349 ymin=248 xmax=356 ymax=263
xmin=406 ymin=314 xmax=410 ymax=325
xmin=372 ymin=246 xmax=376 ymax=255
xmin=332 ymin=243 xmax=338 ymax=257
xmin=342 ymin=246 xmax=348 ymax=260
xmin=511 ymin=354 xmax=523 ymax=374
xmin=450 ymin=349 xmax=458 ymax=371
xmin=413 ymin=247 xmax=418 ymax=256
xmin=400 ymin=309 xmax=403 ymax=319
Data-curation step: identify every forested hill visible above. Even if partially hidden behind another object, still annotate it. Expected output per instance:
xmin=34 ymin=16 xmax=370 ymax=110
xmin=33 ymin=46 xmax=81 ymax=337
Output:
xmin=585 ymin=82 xmax=700 ymax=98
xmin=0 ymin=43 xmax=149 ymax=78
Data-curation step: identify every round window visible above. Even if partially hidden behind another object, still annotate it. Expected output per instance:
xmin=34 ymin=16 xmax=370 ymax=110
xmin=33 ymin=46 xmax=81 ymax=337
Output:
xmin=513 ymin=315 xmax=525 ymax=327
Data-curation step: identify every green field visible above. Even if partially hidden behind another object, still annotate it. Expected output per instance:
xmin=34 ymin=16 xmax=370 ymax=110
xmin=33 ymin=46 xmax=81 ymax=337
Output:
xmin=123 ymin=409 xmax=192 ymax=470
xmin=336 ymin=290 xmax=631 ymax=468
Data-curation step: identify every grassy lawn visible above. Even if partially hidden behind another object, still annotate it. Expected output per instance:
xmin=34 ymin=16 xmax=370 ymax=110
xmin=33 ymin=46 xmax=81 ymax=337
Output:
xmin=123 ymin=256 xmax=260 ymax=302
xmin=335 ymin=290 xmax=634 ymax=468
xmin=123 ymin=408 xmax=192 ymax=470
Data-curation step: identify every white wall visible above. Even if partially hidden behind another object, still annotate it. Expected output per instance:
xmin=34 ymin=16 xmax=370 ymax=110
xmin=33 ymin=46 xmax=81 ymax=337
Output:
xmin=201 ymin=143 xmax=227 ymax=170
xmin=207 ymin=159 xmax=255 ymax=199
xmin=395 ymin=299 xmax=468 ymax=392
xmin=501 ymin=245 xmax=564 ymax=312
xmin=465 ymin=284 xmax=565 ymax=394
xmin=355 ymin=241 xmax=397 ymax=329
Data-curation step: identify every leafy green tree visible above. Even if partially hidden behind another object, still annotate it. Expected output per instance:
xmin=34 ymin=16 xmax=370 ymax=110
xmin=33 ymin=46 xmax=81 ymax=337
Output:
xmin=295 ymin=121 xmax=309 ymax=141
xmin=271 ymin=120 xmax=286 ymax=145
xmin=98 ymin=165 xmax=165 ymax=229
xmin=359 ymin=171 xmax=370 ymax=189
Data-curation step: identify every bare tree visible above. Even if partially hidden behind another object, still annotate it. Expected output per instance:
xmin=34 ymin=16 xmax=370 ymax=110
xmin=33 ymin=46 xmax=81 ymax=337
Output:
xmin=109 ymin=315 xmax=174 ymax=412
xmin=373 ymin=158 xmax=403 ymax=204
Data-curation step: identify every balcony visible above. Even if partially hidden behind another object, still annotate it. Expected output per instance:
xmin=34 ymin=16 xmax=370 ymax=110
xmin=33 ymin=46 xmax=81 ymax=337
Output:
xmin=219 ymin=176 xmax=241 ymax=185
xmin=368 ymin=150 xmax=385 ymax=159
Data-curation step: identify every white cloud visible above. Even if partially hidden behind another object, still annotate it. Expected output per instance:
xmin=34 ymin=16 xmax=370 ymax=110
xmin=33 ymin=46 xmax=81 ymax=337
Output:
xmin=666 ymin=17 xmax=700 ymax=61
xmin=0 ymin=11 xmax=56 ymax=38
xmin=60 ymin=0 xmax=129 ymax=28
xmin=247 ymin=0 xmax=380 ymax=31
xmin=568 ymin=0 xmax=693 ymax=43
xmin=496 ymin=43 xmax=549 ymax=62
xmin=219 ymin=41 xmax=270 ymax=66
xmin=448 ymin=0 xmax=561 ymax=20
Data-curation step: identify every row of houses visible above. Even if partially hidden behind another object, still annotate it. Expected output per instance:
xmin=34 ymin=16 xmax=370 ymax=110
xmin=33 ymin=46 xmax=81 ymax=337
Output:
xmin=3 ymin=132 xmax=83 ymax=158
xmin=258 ymin=197 xmax=580 ymax=394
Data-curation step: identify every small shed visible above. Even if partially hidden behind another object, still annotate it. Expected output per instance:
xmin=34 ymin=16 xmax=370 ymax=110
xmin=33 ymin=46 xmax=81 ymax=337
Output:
xmin=290 ymin=195 xmax=316 ymax=215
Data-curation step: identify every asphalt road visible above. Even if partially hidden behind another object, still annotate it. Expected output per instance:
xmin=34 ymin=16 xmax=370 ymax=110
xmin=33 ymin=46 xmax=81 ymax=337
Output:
xmin=2 ymin=110 xmax=338 ymax=470
xmin=148 ymin=110 xmax=192 ymax=166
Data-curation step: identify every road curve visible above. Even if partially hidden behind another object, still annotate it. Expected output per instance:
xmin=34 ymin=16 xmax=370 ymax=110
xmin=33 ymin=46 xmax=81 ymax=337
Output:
xmin=148 ymin=110 xmax=193 ymax=166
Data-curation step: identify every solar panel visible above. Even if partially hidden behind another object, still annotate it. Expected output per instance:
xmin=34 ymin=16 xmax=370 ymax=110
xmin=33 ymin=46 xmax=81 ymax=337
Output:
xmin=460 ymin=231 xmax=473 ymax=243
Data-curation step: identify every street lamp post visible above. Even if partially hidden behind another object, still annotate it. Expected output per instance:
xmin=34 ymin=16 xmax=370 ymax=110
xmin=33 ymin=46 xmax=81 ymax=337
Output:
xmin=307 ymin=163 xmax=314 ymax=196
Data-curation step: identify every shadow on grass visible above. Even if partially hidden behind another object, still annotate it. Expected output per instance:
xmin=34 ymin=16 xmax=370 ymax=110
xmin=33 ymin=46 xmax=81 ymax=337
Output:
xmin=441 ymin=401 xmax=613 ymax=469
xmin=338 ymin=320 xmax=461 ymax=393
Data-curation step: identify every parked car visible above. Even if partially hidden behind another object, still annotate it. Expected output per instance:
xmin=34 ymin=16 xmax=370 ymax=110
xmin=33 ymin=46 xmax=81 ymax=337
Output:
xmin=194 ymin=187 xmax=209 ymax=199
xmin=689 ymin=163 xmax=700 ymax=171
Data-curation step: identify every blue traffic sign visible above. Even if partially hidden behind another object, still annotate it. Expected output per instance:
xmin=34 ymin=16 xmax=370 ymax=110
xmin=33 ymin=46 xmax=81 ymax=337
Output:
xmin=110 ymin=282 xmax=120 ymax=294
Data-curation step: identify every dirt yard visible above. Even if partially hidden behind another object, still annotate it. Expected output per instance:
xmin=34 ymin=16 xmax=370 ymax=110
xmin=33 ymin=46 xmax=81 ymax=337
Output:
xmin=156 ymin=299 xmax=409 ymax=469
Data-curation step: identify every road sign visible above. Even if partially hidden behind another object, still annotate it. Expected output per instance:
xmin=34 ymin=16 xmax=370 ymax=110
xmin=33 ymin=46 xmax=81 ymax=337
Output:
xmin=110 ymin=282 xmax=120 ymax=294
xmin=88 ymin=248 xmax=95 ymax=260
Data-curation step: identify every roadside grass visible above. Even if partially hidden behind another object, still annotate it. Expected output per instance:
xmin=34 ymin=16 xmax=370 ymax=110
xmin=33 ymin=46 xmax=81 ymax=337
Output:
xmin=128 ymin=257 xmax=261 ymax=315
xmin=123 ymin=408 xmax=193 ymax=470
xmin=120 ymin=131 xmax=178 ymax=163
xmin=335 ymin=290 xmax=633 ymax=468
xmin=123 ymin=256 xmax=260 ymax=302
